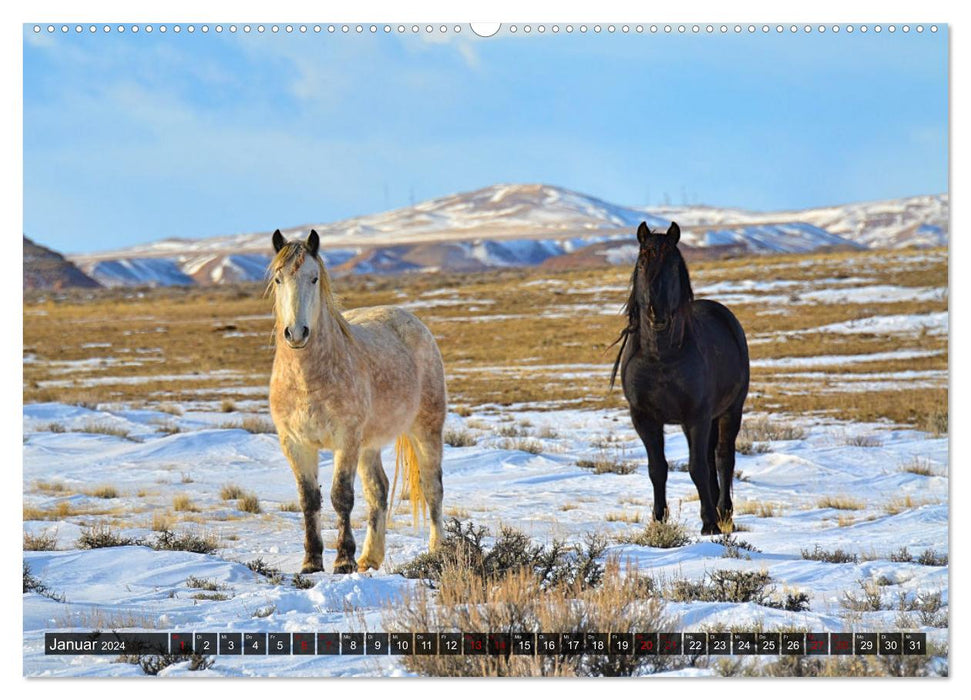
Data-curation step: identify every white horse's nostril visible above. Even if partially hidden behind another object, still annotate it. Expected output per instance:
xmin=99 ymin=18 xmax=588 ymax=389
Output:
xmin=284 ymin=327 xmax=292 ymax=341
xmin=301 ymin=326 xmax=309 ymax=340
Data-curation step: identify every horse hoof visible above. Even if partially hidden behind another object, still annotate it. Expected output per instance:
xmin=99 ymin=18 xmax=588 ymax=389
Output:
xmin=357 ymin=558 xmax=381 ymax=573
xmin=701 ymin=523 xmax=720 ymax=536
xmin=300 ymin=561 xmax=324 ymax=574
xmin=333 ymin=561 xmax=356 ymax=575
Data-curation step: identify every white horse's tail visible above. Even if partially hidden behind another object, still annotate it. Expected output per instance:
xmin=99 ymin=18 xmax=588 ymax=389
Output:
xmin=388 ymin=435 xmax=427 ymax=528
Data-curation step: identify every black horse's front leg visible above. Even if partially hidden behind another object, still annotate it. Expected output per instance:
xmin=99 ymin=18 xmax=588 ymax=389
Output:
xmin=685 ymin=420 xmax=720 ymax=534
xmin=631 ymin=410 xmax=668 ymax=522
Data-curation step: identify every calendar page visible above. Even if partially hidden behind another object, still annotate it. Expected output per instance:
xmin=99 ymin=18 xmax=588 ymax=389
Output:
xmin=22 ymin=17 xmax=949 ymax=679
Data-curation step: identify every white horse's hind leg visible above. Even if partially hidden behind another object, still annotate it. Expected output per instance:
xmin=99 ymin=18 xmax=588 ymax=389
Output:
xmin=414 ymin=428 xmax=445 ymax=552
xmin=357 ymin=448 xmax=388 ymax=572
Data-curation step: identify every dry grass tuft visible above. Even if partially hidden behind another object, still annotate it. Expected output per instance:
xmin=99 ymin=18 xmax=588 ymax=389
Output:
xmin=173 ymin=494 xmax=198 ymax=512
xmin=220 ymin=483 xmax=246 ymax=500
xmin=735 ymin=500 xmax=784 ymax=518
xmin=88 ymin=484 xmax=119 ymax=499
xmin=900 ymin=458 xmax=940 ymax=477
xmin=817 ymin=495 xmax=865 ymax=511
xmin=237 ymin=492 xmax=261 ymax=514
xmin=618 ymin=519 xmax=692 ymax=548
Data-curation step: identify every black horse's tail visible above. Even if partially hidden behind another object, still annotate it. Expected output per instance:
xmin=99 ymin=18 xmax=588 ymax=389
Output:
xmin=607 ymin=327 xmax=631 ymax=391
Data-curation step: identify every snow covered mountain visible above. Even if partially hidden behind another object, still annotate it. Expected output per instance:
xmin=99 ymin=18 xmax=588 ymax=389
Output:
xmin=67 ymin=185 xmax=948 ymax=286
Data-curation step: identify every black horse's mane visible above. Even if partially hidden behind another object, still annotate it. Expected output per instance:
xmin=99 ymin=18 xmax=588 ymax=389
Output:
xmin=608 ymin=235 xmax=694 ymax=389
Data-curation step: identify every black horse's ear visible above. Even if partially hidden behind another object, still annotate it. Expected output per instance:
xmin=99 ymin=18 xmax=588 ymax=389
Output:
xmin=667 ymin=221 xmax=681 ymax=245
xmin=272 ymin=229 xmax=286 ymax=253
xmin=306 ymin=230 xmax=320 ymax=258
xmin=636 ymin=221 xmax=650 ymax=246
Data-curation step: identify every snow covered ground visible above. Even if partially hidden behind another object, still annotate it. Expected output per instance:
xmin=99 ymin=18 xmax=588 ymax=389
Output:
xmin=23 ymin=402 xmax=948 ymax=677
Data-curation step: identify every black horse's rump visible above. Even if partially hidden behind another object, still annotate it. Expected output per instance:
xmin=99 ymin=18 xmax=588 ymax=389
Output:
xmin=612 ymin=221 xmax=750 ymax=534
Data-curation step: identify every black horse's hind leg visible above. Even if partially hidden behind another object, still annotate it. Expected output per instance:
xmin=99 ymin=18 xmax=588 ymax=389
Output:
xmin=707 ymin=419 xmax=720 ymax=507
xmin=715 ymin=408 xmax=743 ymax=521
xmin=684 ymin=419 xmax=720 ymax=534
xmin=631 ymin=410 xmax=668 ymax=522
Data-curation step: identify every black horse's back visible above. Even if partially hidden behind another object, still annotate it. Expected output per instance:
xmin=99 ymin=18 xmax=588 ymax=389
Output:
xmin=690 ymin=299 xmax=750 ymax=409
xmin=614 ymin=221 xmax=750 ymax=535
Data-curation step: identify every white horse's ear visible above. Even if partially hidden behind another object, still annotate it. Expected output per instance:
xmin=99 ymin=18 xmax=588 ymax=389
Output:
xmin=307 ymin=230 xmax=320 ymax=258
xmin=272 ymin=229 xmax=286 ymax=253
xmin=636 ymin=221 xmax=651 ymax=246
xmin=667 ymin=221 xmax=681 ymax=245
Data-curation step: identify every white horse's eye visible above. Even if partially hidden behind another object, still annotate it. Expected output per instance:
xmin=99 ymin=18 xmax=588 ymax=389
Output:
xmin=311 ymin=277 xmax=318 ymax=284
xmin=275 ymin=277 xmax=281 ymax=285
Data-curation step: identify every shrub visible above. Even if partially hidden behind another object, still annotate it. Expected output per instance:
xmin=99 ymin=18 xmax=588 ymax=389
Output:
xmin=668 ymin=569 xmax=773 ymax=605
xmin=151 ymin=529 xmax=219 ymax=555
xmin=576 ymin=454 xmax=637 ymax=475
xmin=801 ymin=544 xmax=859 ymax=564
xmin=735 ymin=437 xmax=770 ymax=456
xmin=115 ymin=652 xmax=214 ymax=675
xmin=24 ymin=530 xmax=57 ymax=551
xmin=279 ymin=501 xmax=300 ymax=512
xmin=385 ymin=559 xmax=674 ymax=677
xmin=245 ymin=557 xmax=284 ymax=584
xmin=23 ymin=562 xmax=65 ymax=602
xmin=221 ymin=399 xmax=237 ymax=413
xmin=185 ymin=576 xmax=228 ymax=592
xmin=716 ymin=533 xmax=761 ymax=559
xmin=395 ymin=519 xmax=606 ymax=591
xmin=741 ymin=416 xmax=806 ymax=442
xmin=917 ymin=549 xmax=947 ymax=566
xmin=500 ymin=438 xmax=544 ymax=454
xmin=842 ymin=579 xmax=886 ymax=612
xmin=291 ymin=573 xmax=315 ymax=590
xmin=843 ymin=434 xmax=882 ymax=447
xmin=443 ymin=427 xmax=478 ymax=447
xmin=77 ymin=523 xmax=138 ymax=549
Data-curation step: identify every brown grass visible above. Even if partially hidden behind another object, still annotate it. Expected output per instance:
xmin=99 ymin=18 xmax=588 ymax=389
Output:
xmin=22 ymin=247 xmax=946 ymax=428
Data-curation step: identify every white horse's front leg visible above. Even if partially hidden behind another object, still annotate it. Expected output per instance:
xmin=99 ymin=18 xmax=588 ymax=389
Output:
xmin=280 ymin=436 xmax=322 ymax=573
xmin=331 ymin=445 xmax=359 ymax=574
xmin=357 ymin=448 xmax=388 ymax=572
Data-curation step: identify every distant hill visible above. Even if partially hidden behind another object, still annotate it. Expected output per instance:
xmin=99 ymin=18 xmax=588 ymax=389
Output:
xmin=67 ymin=185 xmax=949 ymax=286
xmin=23 ymin=236 xmax=101 ymax=290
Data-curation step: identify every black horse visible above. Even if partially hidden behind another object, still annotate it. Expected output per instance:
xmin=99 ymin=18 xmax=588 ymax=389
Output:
xmin=611 ymin=221 xmax=749 ymax=535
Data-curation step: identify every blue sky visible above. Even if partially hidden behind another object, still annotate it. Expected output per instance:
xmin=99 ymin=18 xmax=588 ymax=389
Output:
xmin=23 ymin=26 xmax=948 ymax=254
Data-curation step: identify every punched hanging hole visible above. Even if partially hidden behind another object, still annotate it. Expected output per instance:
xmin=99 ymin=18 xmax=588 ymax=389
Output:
xmin=470 ymin=23 xmax=501 ymax=38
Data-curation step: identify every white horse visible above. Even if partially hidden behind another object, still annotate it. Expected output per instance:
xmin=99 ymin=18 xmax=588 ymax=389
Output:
xmin=268 ymin=230 xmax=446 ymax=574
